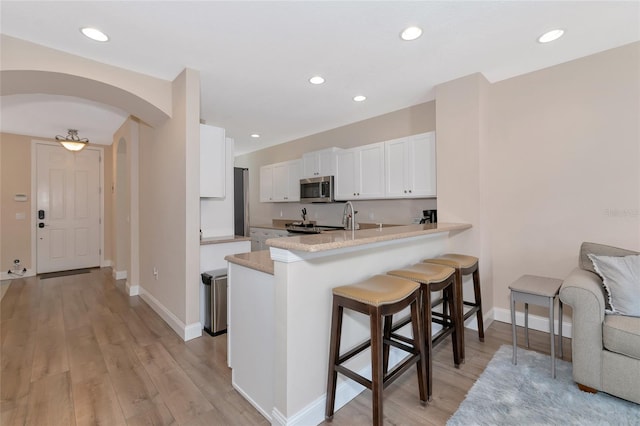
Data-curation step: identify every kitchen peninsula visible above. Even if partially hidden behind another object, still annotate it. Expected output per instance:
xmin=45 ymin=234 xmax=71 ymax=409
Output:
xmin=225 ymin=223 xmax=471 ymax=426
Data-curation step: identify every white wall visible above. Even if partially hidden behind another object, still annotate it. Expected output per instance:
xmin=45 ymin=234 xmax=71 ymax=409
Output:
xmin=435 ymin=72 xmax=494 ymax=318
xmin=487 ymin=42 xmax=640 ymax=317
xmin=138 ymin=68 xmax=202 ymax=340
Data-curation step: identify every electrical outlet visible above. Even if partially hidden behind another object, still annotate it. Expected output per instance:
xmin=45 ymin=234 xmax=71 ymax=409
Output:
xmin=153 ymin=267 xmax=158 ymax=280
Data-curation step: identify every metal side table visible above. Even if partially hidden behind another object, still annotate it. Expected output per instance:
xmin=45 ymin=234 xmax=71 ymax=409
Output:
xmin=509 ymin=274 xmax=563 ymax=378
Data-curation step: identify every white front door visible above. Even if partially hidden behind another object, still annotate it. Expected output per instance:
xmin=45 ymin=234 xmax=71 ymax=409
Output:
xmin=36 ymin=143 xmax=101 ymax=273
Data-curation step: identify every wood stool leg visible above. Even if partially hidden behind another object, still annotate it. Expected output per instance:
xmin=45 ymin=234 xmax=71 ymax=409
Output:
xmin=422 ymin=285 xmax=433 ymax=401
xmin=410 ymin=299 xmax=427 ymax=404
xmin=454 ymin=268 xmax=465 ymax=363
xmin=325 ymin=299 xmax=344 ymax=420
xmin=447 ymin=284 xmax=461 ymax=368
xmin=370 ymin=307 xmax=384 ymax=426
xmin=472 ymin=268 xmax=485 ymax=342
xmin=382 ymin=315 xmax=392 ymax=375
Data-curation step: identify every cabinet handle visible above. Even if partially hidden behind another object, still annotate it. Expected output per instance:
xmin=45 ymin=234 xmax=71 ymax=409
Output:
xmin=409 ymin=190 xmax=412 ymax=193
xmin=404 ymin=190 xmax=407 ymax=193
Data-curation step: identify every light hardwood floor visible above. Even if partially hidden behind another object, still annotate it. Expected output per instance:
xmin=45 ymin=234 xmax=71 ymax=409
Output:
xmin=1 ymin=268 xmax=571 ymax=425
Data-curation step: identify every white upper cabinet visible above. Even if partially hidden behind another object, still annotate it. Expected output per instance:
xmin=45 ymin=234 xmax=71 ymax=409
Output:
xmin=200 ymin=124 xmax=226 ymax=197
xmin=335 ymin=142 xmax=385 ymax=200
xmin=260 ymin=159 xmax=301 ymax=202
xmin=301 ymin=147 xmax=341 ymax=178
xmin=385 ymin=132 xmax=436 ymax=198
xmin=259 ymin=165 xmax=274 ymax=202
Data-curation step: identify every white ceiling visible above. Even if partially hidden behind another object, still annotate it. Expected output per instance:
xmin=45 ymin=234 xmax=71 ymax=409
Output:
xmin=1 ymin=1 xmax=638 ymax=155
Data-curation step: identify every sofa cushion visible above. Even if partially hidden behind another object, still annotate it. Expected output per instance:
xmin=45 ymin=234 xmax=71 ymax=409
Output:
xmin=580 ymin=242 xmax=639 ymax=310
xmin=589 ymin=254 xmax=640 ymax=317
xmin=580 ymin=242 xmax=639 ymax=274
xmin=603 ymin=315 xmax=640 ymax=360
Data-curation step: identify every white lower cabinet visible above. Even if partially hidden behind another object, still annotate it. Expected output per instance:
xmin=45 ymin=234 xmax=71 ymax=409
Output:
xmin=250 ymin=227 xmax=289 ymax=251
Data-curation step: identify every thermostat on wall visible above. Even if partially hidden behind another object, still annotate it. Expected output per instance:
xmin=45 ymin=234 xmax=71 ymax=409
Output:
xmin=14 ymin=194 xmax=28 ymax=202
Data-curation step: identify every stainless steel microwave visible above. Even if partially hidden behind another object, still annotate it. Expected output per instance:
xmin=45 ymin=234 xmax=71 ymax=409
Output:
xmin=300 ymin=176 xmax=335 ymax=203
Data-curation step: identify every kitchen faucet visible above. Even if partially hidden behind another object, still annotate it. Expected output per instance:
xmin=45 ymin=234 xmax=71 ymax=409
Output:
xmin=342 ymin=201 xmax=358 ymax=231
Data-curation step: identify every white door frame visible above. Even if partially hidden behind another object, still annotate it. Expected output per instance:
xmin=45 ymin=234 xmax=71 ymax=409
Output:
xmin=31 ymin=140 xmax=105 ymax=273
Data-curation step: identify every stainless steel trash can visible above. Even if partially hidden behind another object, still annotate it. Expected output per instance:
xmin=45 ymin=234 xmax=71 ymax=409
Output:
xmin=201 ymin=269 xmax=227 ymax=336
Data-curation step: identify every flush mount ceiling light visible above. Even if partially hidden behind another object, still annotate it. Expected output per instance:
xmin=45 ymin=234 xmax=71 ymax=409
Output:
xmin=400 ymin=26 xmax=422 ymax=41
xmin=250 ymin=133 xmax=260 ymax=138
xmin=353 ymin=95 xmax=367 ymax=102
xmin=538 ymin=29 xmax=564 ymax=43
xmin=80 ymin=27 xmax=109 ymax=42
xmin=309 ymin=76 xmax=325 ymax=85
xmin=55 ymin=129 xmax=89 ymax=151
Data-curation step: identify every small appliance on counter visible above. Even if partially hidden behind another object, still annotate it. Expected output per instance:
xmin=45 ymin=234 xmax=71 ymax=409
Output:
xmin=420 ymin=209 xmax=437 ymax=224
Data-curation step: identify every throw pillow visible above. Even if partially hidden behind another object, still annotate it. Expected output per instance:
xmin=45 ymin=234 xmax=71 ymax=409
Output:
xmin=588 ymin=254 xmax=640 ymax=317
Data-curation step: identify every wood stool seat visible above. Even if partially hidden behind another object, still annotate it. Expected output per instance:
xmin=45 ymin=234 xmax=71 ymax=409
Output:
xmin=386 ymin=263 xmax=461 ymax=400
xmin=325 ymin=275 xmax=427 ymax=426
xmin=422 ymin=253 xmax=484 ymax=364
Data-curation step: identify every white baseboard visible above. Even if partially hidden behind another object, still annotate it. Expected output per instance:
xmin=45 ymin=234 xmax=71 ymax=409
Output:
xmin=232 ymin=376 xmax=272 ymax=422
xmin=1 ymin=268 xmax=36 ymax=281
xmin=112 ymin=269 xmax=127 ymax=280
xmin=272 ymin=348 xmax=406 ymax=426
xmin=126 ymin=282 xmax=139 ymax=296
xmin=138 ymin=287 xmax=202 ymax=341
xmin=493 ymin=307 xmax=572 ymax=338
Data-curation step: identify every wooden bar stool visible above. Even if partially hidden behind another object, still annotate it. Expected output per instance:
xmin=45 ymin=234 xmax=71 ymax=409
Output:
xmin=325 ymin=275 xmax=427 ymax=426
xmin=386 ymin=263 xmax=461 ymax=400
xmin=422 ymin=254 xmax=484 ymax=363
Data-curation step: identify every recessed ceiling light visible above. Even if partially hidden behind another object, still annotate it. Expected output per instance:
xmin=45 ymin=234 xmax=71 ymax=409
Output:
xmin=353 ymin=95 xmax=366 ymax=102
xmin=537 ymin=29 xmax=564 ymax=44
xmin=250 ymin=134 xmax=260 ymax=138
xmin=80 ymin=27 xmax=109 ymax=42
xmin=400 ymin=26 xmax=422 ymax=41
xmin=309 ymin=76 xmax=325 ymax=85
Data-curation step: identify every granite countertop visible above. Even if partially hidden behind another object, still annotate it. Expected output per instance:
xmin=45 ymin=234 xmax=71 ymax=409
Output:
xmin=200 ymin=235 xmax=252 ymax=245
xmin=266 ymin=223 xmax=471 ymax=253
xmin=250 ymin=224 xmax=288 ymax=230
xmin=225 ymin=250 xmax=274 ymax=275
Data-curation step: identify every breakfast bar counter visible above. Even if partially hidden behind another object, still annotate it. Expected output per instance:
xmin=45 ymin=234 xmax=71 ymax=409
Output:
xmin=267 ymin=222 xmax=471 ymax=252
xmin=225 ymin=250 xmax=274 ymax=275
xmin=226 ymin=222 xmax=472 ymax=425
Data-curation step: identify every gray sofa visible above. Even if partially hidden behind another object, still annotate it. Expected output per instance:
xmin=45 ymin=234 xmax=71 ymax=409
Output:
xmin=559 ymin=242 xmax=640 ymax=404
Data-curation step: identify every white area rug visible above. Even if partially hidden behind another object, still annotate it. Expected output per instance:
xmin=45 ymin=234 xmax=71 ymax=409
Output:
xmin=447 ymin=345 xmax=640 ymax=426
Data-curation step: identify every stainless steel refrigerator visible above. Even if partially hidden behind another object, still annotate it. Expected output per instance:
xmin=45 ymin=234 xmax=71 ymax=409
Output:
xmin=234 ymin=167 xmax=249 ymax=237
